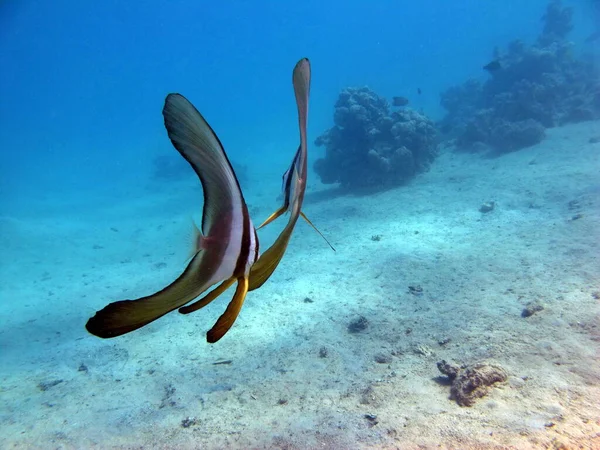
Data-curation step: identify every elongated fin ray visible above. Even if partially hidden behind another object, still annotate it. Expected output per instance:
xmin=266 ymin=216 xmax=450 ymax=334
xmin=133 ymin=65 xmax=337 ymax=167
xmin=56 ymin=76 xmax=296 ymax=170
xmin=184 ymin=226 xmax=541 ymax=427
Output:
xmin=300 ymin=212 xmax=336 ymax=252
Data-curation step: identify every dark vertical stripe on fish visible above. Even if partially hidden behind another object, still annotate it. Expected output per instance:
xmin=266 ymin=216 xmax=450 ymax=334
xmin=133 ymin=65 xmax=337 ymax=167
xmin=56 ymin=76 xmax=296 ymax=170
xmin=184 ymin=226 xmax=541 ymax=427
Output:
xmin=234 ymin=203 xmax=252 ymax=276
xmin=253 ymin=227 xmax=259 ymax=263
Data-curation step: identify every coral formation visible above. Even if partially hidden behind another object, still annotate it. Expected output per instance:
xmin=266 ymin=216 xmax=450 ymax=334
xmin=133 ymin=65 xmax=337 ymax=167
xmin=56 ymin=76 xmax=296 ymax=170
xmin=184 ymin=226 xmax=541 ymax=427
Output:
xmin=439 ymin=0 xmax=600 ymax=153
xmin=314 ymin=87 xmax=437 ymax=189
xmin=437 ymin=360 xmax=508 ymax=406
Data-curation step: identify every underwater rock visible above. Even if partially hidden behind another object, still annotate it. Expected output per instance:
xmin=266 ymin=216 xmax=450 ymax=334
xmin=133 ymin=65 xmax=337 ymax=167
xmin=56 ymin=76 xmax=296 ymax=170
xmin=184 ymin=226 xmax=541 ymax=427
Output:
xmin=181 ymin=417 xmax=197 ymax=428
xmin=347 ymin=316 xmax=369 ymax=333
xmin=490 ymin=119 xmax=546 ymax=153
xmin=437 ymin=360 xmax=508 ymax=406
xmin=364 ymin=413 xmax=379 ymax=427
xmin=439 ymin=0 xmax=600 ymax=153
xmin=521 ymin=300 xmax=545 ymax=317
xmin=438 ymin=337 xmax=451 ymax=346
xmin=37 ymin=379 xmax=64 ymax=391
xmin=437 ymin=360 xmax=460 ymax=380
xmin=479 ymin=201 xmax=495 ymax=213
xmin=408 ymin=285 xmax=423 ymax=296
xmin=314 ymin=86 xmax=437 ymax=190
xmin=374 ymin=353 xmax=392 ymax=364
xmin=414 ymin=344 xmax=434 ymax=357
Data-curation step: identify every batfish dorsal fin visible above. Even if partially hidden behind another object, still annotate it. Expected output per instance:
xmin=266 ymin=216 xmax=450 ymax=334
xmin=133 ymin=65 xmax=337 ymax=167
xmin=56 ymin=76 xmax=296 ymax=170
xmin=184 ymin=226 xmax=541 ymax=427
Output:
xmin=163 ymin=93 xmax=246 ymax=236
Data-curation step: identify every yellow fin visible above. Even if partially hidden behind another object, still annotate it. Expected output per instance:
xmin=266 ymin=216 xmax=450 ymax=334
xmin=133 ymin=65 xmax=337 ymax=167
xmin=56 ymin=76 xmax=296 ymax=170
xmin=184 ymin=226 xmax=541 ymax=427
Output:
xmin=300 ymin=211 xmax=336 ymax=252
xmin=257 ymin=206 xmax=288 ymax=230
xmin=179 ymin=277 xmax=236 ymax=314
xmin=248 ymin=219 xmax=296 ymax=291
xmin=206 ymin=277 xmax=249 ymax=343
xmin=86 ymin=251 xmax=212 ymax=338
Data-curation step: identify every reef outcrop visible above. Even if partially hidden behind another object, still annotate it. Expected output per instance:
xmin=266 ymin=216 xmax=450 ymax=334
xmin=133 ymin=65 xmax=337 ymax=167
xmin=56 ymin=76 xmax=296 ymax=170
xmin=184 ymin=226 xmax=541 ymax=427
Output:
xmin=437 ymin=360 xmax=508 ymax=407
xmin=439 ymin=0 xmax=600 ymax=153
xmin=314 ymin=87 xmax=437 ymax=190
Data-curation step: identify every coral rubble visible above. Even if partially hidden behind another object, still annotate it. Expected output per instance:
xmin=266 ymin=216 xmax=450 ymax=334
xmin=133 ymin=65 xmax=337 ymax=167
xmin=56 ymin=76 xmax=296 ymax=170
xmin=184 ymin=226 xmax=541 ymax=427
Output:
xmin=437 ymin=360 xmax=508 ymax=407
xmin=439 ymin=0 xmax=600 ymax=153
xmin=314 ymin=87 xmax=437 ymax=189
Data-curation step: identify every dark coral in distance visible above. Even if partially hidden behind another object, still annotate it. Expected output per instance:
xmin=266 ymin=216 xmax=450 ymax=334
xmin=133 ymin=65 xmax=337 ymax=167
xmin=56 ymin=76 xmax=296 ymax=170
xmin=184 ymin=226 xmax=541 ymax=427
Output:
xmin=314 ymin=87 xmax=437 ymax=190
xmin=439 ymin=0 xmax=600 ymax=154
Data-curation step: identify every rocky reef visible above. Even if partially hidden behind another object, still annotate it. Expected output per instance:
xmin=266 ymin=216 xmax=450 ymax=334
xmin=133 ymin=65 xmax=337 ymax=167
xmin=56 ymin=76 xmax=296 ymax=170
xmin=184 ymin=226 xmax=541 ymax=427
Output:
xmin=439 ymin=0 xmax=600 ymax=153
xmin=437 ymin=360 xmax=508 ymax=407
xmin=314 ymin=87 xmax=437 ymax=189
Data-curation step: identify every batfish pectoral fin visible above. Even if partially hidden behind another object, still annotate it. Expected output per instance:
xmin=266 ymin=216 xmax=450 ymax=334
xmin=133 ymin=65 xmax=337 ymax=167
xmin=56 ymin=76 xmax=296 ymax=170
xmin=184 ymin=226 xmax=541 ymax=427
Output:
xmin=188 ymin=219 xmax=203 ymax=260
xmin=206 ymin=276 xmax=249 ymax=343
xmin=299 ymin=211 xmax=336 ymax=252
xmin=257 ymin=206 xmax=288 ymax=230
xmin=179 ymin=277 xmax=236 ymax=314
xmin=86 ymin=253 xmax=211 ymax=338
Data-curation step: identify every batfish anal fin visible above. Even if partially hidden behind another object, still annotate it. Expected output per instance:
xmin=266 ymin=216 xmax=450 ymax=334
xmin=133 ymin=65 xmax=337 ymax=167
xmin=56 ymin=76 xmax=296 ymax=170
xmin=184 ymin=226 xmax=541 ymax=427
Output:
xmin=248 ymin=219 xmax=297 ymax=291
xmin=206 ymin=277 xmax=249 ymax=343
xmin=178 ymin=277 xmax=236 ymax=314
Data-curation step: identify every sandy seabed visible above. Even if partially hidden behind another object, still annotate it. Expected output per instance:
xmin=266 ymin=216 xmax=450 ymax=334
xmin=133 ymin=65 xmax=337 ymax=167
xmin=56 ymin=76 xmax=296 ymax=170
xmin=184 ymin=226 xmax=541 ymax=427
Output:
xmin=1 ymin=120 xmax=599 ymax=449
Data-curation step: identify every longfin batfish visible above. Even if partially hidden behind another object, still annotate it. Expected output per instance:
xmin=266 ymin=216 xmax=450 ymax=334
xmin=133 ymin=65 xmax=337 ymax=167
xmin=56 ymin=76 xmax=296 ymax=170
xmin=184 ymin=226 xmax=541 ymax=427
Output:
xmin=248 ymin=58 xmax=317 ymax=291
xmin=86 ymin=93 xmax=259 ymax=343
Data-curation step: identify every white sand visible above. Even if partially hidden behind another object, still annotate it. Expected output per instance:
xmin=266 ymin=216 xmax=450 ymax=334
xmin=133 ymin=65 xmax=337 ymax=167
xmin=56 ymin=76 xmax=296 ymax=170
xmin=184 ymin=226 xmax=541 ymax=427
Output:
xmin=1 ymin=120 xmax=599 ymax=449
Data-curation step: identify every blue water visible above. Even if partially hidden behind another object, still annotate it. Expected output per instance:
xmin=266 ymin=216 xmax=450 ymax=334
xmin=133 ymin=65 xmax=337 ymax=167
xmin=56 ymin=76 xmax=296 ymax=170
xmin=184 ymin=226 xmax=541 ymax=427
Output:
xmin=1 ymin=1 xmax=599 ymax=448
xmin=2 ymin=0 xmax=595 ymax=210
